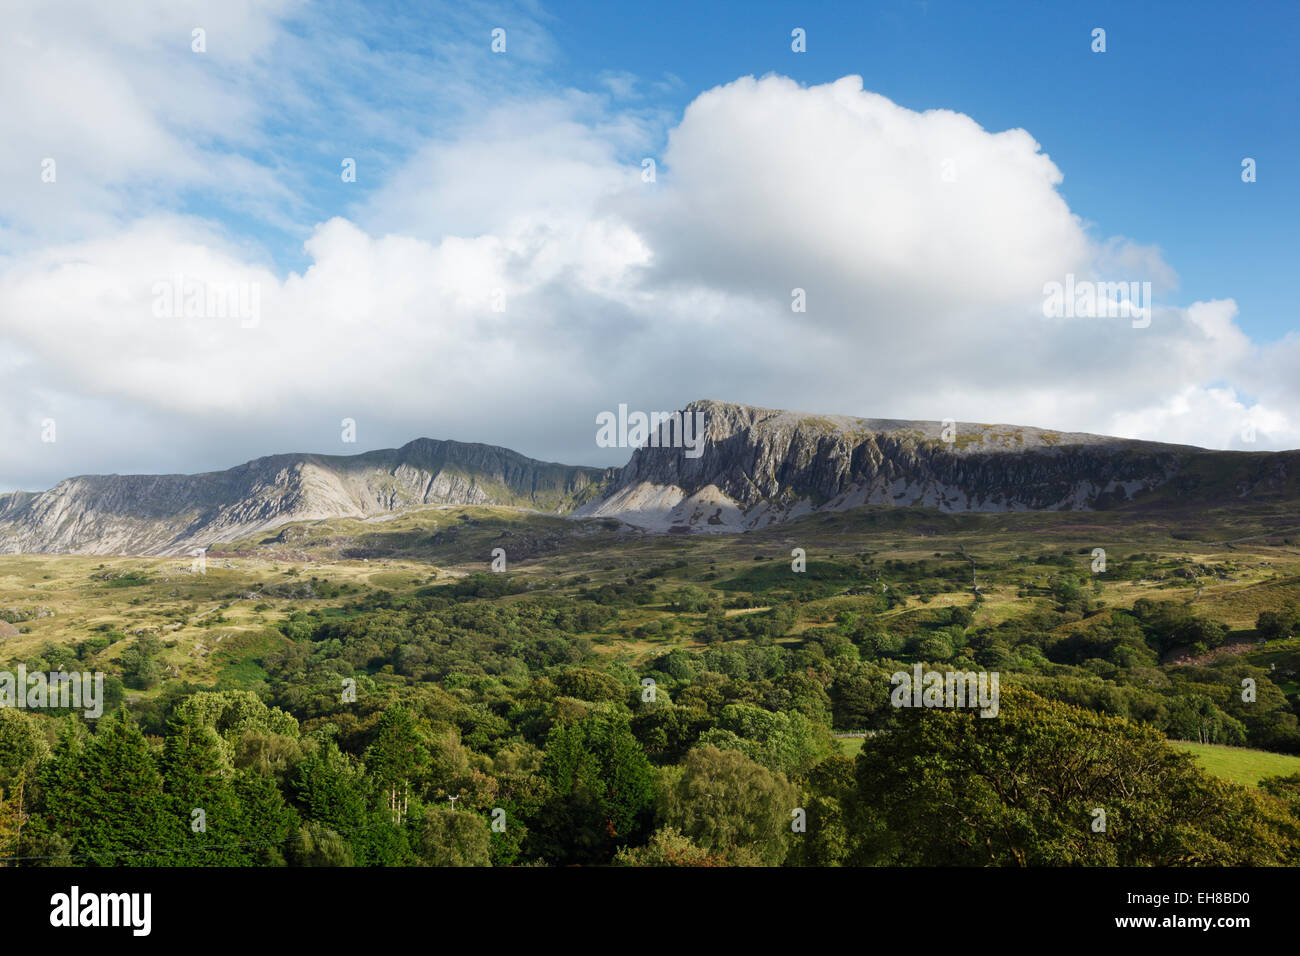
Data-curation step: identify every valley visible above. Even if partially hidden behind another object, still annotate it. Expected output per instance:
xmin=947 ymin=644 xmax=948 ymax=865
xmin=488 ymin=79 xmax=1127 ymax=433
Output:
xmin=3 ymin=404 xmax=1300 ymax=866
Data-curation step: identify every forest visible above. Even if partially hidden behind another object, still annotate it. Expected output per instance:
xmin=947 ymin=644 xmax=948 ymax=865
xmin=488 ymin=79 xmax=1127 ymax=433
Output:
xmin=3 ymin=533 xmax=1300 ymax=867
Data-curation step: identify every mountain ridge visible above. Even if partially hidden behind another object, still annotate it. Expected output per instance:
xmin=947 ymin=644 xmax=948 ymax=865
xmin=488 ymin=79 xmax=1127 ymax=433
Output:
xmin=0 ymin=437 xmax=612 ymax=555
xmin=2 ymin=400 xmax=1296 ymax=554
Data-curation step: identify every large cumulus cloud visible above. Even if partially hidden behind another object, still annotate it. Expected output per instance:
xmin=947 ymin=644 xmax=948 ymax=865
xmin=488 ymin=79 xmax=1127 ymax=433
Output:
xmin=1 ymin=70 xmax=1295 ymax=492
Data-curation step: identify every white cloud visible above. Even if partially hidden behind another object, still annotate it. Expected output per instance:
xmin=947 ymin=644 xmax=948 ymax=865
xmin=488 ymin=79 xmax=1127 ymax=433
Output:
xmin=1110 ymin=385 xmax=1292 ymax=450
xmin=633 ymin=75 xmax=1092 ymax=315
xmin=2 ymin=69 xmax=1296 ymax=493
xmin=0 ymin=0 xmax=300 ymax=246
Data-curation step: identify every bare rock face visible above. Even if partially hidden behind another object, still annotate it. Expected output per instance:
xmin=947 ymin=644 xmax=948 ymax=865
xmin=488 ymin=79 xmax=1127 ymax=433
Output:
xmin=2 ymin=400 xmax=1296 ymax=553
xmin=576 ymin=400 xmax=1299 ymax=532
xmin=0 ymin=439 xmax=612 ymax=556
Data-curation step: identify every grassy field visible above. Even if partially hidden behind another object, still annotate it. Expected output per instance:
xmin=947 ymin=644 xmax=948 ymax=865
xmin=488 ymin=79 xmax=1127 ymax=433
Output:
xmin=836 ymin=736 xmax=1300 ymax=782
xmin=2 ymin=501 xmax=1299 ymax=708
xmin=836 ymin=737 xmax=867 ymax=758
xmin=1168 ymin=741 xmax=1300 ymax=788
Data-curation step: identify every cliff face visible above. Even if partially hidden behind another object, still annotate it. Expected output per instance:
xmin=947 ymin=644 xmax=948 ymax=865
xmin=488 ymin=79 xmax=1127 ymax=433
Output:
xmin=0 ymin=439 xmax=611 ymax=556
xmin=576 ymin=400 xmax=1298 ymax=531
xmin=2 ymin=400 xmax=1296 ymax=553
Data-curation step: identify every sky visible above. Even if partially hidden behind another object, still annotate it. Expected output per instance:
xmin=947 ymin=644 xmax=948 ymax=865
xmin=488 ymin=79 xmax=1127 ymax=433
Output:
xmin=2 ymin=0 xmax=1298 ymax=493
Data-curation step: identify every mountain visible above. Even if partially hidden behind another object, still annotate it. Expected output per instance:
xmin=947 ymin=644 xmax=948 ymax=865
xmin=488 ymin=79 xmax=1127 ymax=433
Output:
xmin=0 ymin=439 xmax=611 ymax=556
xmin=575 ymin=399 xmax=1300 ymax=532
xmin=1 ymin=400 xmax=1296 ymax=554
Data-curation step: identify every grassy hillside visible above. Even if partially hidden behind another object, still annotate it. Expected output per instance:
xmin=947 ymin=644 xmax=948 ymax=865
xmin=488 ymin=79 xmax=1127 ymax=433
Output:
xmin=1169 ymin=741 xmax=1300 ymax=788
xmin=3 ymin=501 xmax=1298 ymax=701
xmin=4 ymin=499 xmax=1300 ymax=867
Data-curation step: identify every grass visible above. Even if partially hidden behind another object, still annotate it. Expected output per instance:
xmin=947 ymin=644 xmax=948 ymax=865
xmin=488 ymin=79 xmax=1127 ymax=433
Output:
xmin=837 ymin=735 xmax=1300 ymax=782
xmin=4 ymin=500 xmax=1300 ymax=693
xmin=1168 ymin=740 xmax=1300 ymax=788
xmin=836 ymin=737 xmax=866 ymax=757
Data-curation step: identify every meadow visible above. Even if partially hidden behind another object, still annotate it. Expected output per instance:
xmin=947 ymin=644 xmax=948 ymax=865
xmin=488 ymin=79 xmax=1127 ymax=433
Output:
xmin=3 ymin=502 xmax=1299 ymax=866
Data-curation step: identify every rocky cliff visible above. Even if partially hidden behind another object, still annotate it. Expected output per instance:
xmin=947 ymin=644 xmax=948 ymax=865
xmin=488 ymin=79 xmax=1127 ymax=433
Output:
xmin=2 ymin=400 xmax=1296 ymax=553
xmin=0 ymin=439 xmax=611 ymax=555
xmin=575 ymin=400 xmax=1299 ymax=531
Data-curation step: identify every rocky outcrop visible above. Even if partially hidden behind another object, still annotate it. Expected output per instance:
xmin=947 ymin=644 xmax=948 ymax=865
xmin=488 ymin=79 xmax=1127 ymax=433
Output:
xmin=576 ymin=400 xmax=1299 ymax=531
xmin=0 ymin=439 xmax=611 ymax=556
xmin=2 ymin=400 xmax=1296 ymax=552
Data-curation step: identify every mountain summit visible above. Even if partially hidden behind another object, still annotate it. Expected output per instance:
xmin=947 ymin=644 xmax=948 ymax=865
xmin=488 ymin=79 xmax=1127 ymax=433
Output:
xmin=1 ymin=400 xmax=1295 ymax=554
xmin=576 ymin=399 xmax=1298 ymax=531
xmin=0 ymin=439 xmax=609 ymax=556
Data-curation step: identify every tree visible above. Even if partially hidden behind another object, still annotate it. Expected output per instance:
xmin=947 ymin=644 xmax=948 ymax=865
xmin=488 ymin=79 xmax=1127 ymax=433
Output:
xmin=0 ymin=709 xmax=49 ymax=789
xmin=414 ymin=806 xmax=491 ymax=866
xmin=0 ymin=772 xmax=28 ymax=865
xmin=787 ymin=754 xmax=858 ymax=866
xmin=614 ymin=826 xmax=726 ymax=866
xmin=553 ymin=668 xmax=626 ymax=703
xmin=171 ymin=689 xmax=300 ymax=743
xmin=289 ymin=822 xmax=355 ymax=866
xmin=1166 ymin=693 xmax=1246 ymax=746
xmin=119 ymin=634 xmax=164 ymax=689
xmin=537 ymin=712 xmax=656 ymax=864
xmin=1049 ymin=574 xmax=1085 ymax=611
xmin=364 ymin=705 xmax=428 ymax=824
xmin=294 ymin=738 xmax=411 ymax=865
xmin=1256 ymin=608 xmax=1296 ymax=642
xmin=292 ymin=742 xmax=370 ymax=850
xmin=630 ymin=705 xmax=712 ymax=764
xmin=39 ymin=709 xmax=169 ymax=865
xmin=697 ymin=703 xmax=832 ymax=776
xmin=855 ymin=687 xmax=1300 ymax=865
xmin=830 ymin=662 xmax=895 ymax=730
xmin=659 ymin=745 xmax=800 ymax=866
xmin=160 ymin=721 xmax=244 ymax=864
xmin=231 ymin=769 xmax=297 ymax=865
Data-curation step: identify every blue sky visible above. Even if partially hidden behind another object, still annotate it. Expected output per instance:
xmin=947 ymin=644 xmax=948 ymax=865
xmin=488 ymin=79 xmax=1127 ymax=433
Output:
xmin=2 ymin=0 xmax=1298 ymax=491
xmin=221 ymin=0 xmax=1299 ymax=342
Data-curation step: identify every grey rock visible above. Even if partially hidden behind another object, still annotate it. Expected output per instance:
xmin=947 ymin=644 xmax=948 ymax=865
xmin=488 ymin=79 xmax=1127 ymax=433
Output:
xmin=3 ymin=400 xmax=1296 ymax=552
xmin=0 ymin=438 xmax=611 ymax=556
